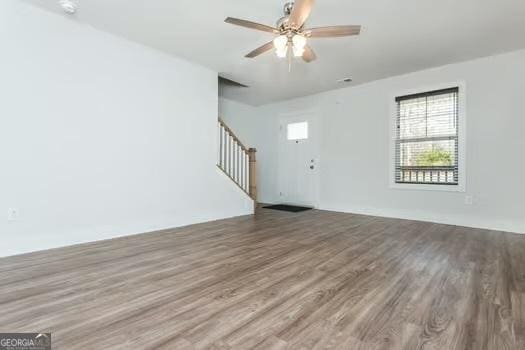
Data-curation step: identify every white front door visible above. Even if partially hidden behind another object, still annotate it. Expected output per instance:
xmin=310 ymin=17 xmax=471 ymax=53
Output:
xmin=278 ymin=112 xmax=319 ymax=207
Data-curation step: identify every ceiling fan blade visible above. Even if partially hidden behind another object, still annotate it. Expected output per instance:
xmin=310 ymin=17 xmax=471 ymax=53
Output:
xmin=245 ymin=41 xmax=275 ymax=58
xmin=302 ymin=45 xmax=317 ymax=63
xmin=225 ymin=17 xmax=279 ymax=34
xmin=288 ymin=0 xmax=315 ymax=29
xmin=305 ymin=25 xmax=361 ymax=38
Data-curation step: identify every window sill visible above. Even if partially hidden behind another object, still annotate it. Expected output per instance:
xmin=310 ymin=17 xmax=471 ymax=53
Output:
xmin=390 ymin=183 xmax=465 ymax=193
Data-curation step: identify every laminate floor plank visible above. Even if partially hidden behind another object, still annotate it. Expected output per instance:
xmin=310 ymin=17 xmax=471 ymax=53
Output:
xmin=0 ymin=207 xmax=523 ymax=349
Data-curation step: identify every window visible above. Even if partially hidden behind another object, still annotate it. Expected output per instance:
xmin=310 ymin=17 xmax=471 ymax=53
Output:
xmin=287 ymin=121 xmax=308 ymax=140
xmin=395 ymin=87 xmax=460 ymax=186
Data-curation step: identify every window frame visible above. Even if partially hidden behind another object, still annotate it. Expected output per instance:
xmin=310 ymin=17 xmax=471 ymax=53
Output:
xmin=286 ymin=121 xmax=309 ymax=141
xmin=389 ymin=82 xmax=467 ymax=192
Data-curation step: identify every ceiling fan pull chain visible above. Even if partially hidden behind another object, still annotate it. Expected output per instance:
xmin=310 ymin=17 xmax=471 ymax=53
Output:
xmin=288 ymin=45 xmax=293 ymax=72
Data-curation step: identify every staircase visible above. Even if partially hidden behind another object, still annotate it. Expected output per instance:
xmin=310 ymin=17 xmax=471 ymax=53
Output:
xmin=217 ymin=118 xmax=257 ymax=202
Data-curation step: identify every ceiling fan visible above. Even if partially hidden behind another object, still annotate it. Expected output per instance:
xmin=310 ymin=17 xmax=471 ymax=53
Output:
xmin=224 ymin=0 xmax=361 ymax=63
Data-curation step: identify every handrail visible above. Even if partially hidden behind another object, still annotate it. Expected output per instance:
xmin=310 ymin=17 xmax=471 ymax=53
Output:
xmin=218 ymin=118 xmax=249 ymax=152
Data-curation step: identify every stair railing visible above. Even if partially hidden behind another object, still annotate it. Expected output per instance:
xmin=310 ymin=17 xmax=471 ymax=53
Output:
xmin=217 ymin=118 xmax=257 ymax=201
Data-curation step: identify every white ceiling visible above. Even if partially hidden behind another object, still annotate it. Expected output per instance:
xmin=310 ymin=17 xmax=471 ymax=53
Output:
xmin=24 ymin=0 xmax=525 ymax=105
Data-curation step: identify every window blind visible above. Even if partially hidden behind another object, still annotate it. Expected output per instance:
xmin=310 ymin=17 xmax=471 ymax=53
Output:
xmin=395 ymin=87 xmax=459 ymax=185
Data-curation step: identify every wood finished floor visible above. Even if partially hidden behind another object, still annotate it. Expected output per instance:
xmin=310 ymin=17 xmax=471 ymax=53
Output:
xmin=1 ymin=207 xmax=525 ymax=349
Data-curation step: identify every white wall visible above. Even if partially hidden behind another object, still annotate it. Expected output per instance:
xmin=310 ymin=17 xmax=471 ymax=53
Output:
xmin=0 ymin=1 xmax=253 ymax=257
xmin=222 ymin=50 xmax=525 ymax=234
xmin=220 ymin=99 xmax=259 ymax=147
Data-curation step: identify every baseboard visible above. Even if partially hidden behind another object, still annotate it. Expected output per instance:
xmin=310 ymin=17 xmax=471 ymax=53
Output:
xmin=319 ymin=204 xmax=525 ymax=235
xmin=0 ymin=210 xmax=254 ymax=259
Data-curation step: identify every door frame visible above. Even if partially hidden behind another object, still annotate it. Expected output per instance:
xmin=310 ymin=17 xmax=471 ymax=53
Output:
xmin=277 ymin=109 xmax=321 ymax=208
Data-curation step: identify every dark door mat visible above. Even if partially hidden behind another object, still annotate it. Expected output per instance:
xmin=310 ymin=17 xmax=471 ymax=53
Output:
xmin=263 ymin=204 xmax=313 ymax=213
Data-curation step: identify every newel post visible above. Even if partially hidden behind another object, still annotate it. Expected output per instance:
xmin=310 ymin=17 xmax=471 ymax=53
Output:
xmin=248 ymin=148 xmax=257 ymax=203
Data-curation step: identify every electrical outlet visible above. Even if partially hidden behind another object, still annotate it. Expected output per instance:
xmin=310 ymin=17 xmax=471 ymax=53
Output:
xmin=7 ymin=208 xmax=19 ymax=221
xmin=464 ymin=196 xmax=473 ymax=205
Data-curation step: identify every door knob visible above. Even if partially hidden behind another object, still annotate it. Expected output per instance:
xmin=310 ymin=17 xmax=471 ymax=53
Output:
xmin=310 ymin=165 xmax=314 ymax=170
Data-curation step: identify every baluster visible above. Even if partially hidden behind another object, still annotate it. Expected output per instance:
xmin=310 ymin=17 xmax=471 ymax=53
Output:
xmin=230 ymin=135 xmax=233 ymax=177
xmin=239 ymin=148 xmax=242 ymax=188
xmin=222 ymin=125 xmax=225 ymax=169
xmin=224 ymin=130 xmax=227 ymax=172
xmin=242 ymin=150 xmax=245 ymax=190
xmin=230 ymin=139 xmax=233 ymax=179
xmin=223 ymin=127 xmax=226 ymax=169
xmin=223 ymin=129 xmax=226 ymax=171
xmin=240 ymin=147 xmax=243 ymax=188
xmin=231 ymin=141 xmax=234 ymax=180
xmin=219 ymin=124 xmax=223 ymax=168
xmin=235 ymin=142 xmax=241 ymax=183
xmin=231 ymin=142 xmax=234 ymax=180
xmin=228 ymin=133 xmax=231 ymax=175
xmin=241 ymin=149 xmax=246 ymax=190
xmin=227 ymin=134 xmax=230 ymax=176
xmin=235 ymin=143 xmax=238 ymax=183
xmin=233 ymin=140 xmax=237 ymax=182
xmin=245 ymin=152 xmax=248 ymax=191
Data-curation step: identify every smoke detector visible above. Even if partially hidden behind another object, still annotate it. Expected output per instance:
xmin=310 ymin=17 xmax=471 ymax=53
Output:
xmin=58 ymin=0 xmax=77 ymax=14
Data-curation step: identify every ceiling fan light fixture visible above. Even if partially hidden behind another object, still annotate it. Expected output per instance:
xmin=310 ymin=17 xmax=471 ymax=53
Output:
xmin=274 ymin=35 xmax=289 ymax=58
xmin=292 ymin=34 xmax=307 ymax=57
xmin=292 ymin=34 xmax=307 ymax=50
xmin=225 ymin=1 xmax=361 ymax=63
xmin=276 ymin=46 xmax=288 ymax=58
xmin=293 ymin=46 xmax=305 ymax=57
xmin=273 ymin=35 xmax=288 ymax=50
